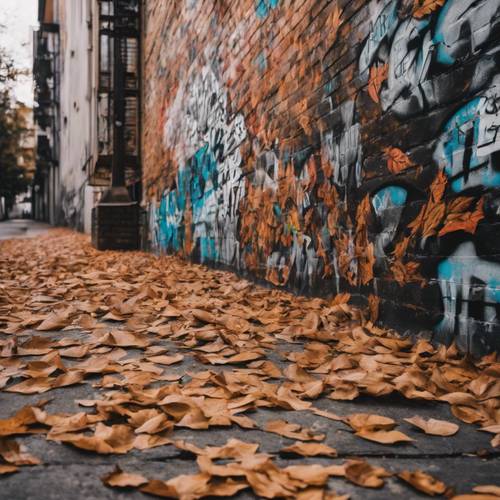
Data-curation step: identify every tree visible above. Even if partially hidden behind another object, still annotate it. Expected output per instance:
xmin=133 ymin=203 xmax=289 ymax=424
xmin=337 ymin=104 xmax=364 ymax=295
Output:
xmin=0 ymin=45 xmax=30 ymax=219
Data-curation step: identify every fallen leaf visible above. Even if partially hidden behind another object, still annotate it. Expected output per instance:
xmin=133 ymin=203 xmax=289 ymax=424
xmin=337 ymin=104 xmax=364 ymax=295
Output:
xmin=102 ymin=466 xmax=148 ymax=488
xmin=264 ymin=420 xmax=325 ymax=441
xmin=355 ymin=429 xmax=413 ymax=444
xmin=0 ymin=464 xmax=18 ymax=475
xmin=37 ymin=310 xmax=73 ymax=331
xmin=398 ymin=469 xmax=447 ymax=496
xmin=281 ymin=441 xmax=337 ymax=457
xmin=0 ymin=438 xmax=41 ymax=465
xmin=404 ymin=416 xmax=459 ymax=436
xmin=473 ymin=486 xmax=500 ymax=496
xmin=147 ymin=354 xmax=184 ymax=365
xmin=345 ymin=460 xmax=390 ymax=488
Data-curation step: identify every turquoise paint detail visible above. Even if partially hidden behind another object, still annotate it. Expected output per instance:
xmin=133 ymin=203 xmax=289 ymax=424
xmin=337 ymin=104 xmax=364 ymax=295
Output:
xmin=256 ymin=0 xmax=280 ymax=19
xmin=440 ymin=96 xmax=500 ymax=192
xmin=155 ymin=144 xmax=220 ymax=262
xmin=489 ymin=279 xmax=500 ymax=303
xmin=256 ymin=51 xmax=267 ymax=73
xmin=190 ymin=145 xmax=219 ymax=261
xmin=437 ymin=258 xmax=454 ymax=281
xmin=372 ymin=186 xmax=408 ymax=216
xmin=157 ymin=190 xmax=182 ymax=252
xmin=433 ymin=0 xmax=457 ymax=65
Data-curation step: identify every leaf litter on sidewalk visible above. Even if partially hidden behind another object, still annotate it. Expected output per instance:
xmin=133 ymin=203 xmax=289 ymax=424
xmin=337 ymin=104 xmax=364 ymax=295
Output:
xmin=0 ymin=230 xmax=499 ymax=498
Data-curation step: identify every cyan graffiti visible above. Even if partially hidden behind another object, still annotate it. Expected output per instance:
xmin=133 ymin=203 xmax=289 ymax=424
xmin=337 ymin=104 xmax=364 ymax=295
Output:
xmin=155 ymin=144 xmax=219 ymax=262
xmin=362 ymin=0 xmax=500 ymax=117
xmin=433 ymin=0 xmax=500 ymax=66
xmin=434 ymin=80 xmax=500 ymax=192
xmin=256 ymin=0 xmax=280 ymax=19
xmin=435 ymin=242 xmax=500 ymax=354
xmin=159 ymin=65 xmax=247 ymax=265
xmin=372 ymin=185 xmax=407 ymax=215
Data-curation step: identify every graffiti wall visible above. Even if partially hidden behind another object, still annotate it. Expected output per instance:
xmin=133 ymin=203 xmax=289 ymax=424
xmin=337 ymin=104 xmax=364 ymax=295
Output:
xmin=143 ymin=0 xmax=500 ymax=354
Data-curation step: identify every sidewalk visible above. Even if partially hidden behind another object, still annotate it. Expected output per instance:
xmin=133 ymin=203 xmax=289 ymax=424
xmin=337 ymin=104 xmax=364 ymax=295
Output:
xmin=0 ymin=219 xmax=52 ymax=241
xmin=0 ymin=230 xmax=498 ymax=500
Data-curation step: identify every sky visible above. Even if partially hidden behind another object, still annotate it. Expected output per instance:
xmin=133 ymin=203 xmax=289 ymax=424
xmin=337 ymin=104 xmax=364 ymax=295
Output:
xmin=0 ymin=0 xmax=38 ymax=105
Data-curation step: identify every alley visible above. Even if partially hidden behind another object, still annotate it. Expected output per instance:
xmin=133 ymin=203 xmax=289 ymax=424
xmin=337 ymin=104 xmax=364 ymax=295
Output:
xmin=0 ymin=229 xmax=498 ymax=499
xmin=0 ymin=219 xmax=51 ymax=241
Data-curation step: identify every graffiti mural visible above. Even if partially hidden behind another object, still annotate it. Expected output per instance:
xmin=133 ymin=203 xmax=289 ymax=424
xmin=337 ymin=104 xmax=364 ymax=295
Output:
xmin=151 ymin=65 xmax=247 ymax=265
xmin=144 ymin=0 xmax=500 ymax=354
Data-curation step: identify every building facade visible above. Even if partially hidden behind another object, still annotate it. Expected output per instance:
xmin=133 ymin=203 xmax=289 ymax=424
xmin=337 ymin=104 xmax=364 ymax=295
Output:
xmin=32 ymin=0 xmax=500 ymax=354
xmin=33 ymin=0 xmax=141 ymax=232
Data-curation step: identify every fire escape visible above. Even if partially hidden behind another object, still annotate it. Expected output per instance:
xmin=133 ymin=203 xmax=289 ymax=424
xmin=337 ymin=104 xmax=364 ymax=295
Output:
xmin=32 ymin=9 xmax=60 ymax=224
xmin=92 ymin=0 xmax=142 ymax=250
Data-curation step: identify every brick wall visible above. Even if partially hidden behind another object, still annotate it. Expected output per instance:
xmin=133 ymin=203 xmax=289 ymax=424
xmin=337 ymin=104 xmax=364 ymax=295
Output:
xmin=142 ymin=0 xmax=500 ymax=355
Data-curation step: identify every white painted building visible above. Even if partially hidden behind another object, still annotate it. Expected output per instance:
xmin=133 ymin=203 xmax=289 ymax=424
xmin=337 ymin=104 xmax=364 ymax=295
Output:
xmin=57 ymin=0 xmax=100 ymax=233
xmin=34 ymin=0 xmax=100 ymax=233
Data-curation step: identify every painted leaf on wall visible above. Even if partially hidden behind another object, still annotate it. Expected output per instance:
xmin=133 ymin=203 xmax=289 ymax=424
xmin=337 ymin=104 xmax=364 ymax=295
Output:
xmin=412 ymin=0 xmax=446 ymax=19
xmin=368 ymin=64 xmax=388 ymax=104
xmin=439 ymin=198 xmax=484 ymax=236
xmin=385 ymin=148 xmax=413 ymax=174
xmin=430 ymin=170 xmax=447 ymax=203
xmin=391 ymin=260 xmax=423 ymax=286
xmin=368 ymin=294 xmax=380 ymax=323
xmin=421 ymin=202 xmax=446 ymax=239
xmin=408 ymin=171 xmax=448 ymax=238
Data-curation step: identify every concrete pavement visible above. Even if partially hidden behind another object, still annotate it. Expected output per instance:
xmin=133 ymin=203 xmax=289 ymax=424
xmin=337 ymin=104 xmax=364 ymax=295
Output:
xmin=0 ymin=229 xmax=498 ymax=500
xmin=0 ymin=219 xmax=52 ymax=241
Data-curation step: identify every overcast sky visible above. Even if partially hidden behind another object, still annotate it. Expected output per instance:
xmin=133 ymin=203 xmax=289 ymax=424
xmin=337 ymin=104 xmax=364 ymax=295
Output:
xmin=0 ymin=0 xmax=38 ymax=105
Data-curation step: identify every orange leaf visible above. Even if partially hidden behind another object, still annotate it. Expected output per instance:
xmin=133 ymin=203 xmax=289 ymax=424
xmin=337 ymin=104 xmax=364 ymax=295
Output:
xmin=398 ymin=469 xmax=447 ymax=495
xmin=413 ymin=0 xmax=446 ymax=18
xmin=368 ymin=64 xmax=388 ymax=103
xmin=385 ymin=147 xmax=413 ymax=174
xmin=439 ymin=198 xmax=484 ymax=237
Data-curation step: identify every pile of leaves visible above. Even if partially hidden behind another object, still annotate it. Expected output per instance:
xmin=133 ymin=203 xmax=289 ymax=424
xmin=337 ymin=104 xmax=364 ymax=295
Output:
xmin=0 ymin=230 xmax=498 ymax=499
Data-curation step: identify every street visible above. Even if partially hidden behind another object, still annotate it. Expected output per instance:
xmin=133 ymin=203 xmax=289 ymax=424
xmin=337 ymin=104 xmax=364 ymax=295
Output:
xmin=0 ymin=219 xmax=51 ymax=240
xmin=0 ymin=223 xmax=498 ymax=500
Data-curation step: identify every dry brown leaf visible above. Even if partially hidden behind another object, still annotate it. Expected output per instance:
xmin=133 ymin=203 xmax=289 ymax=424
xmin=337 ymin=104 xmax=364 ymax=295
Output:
xmin=0 ymin=404 xmax=43 ymax=437
xmin=37 ymin=310 xmax=73 ymax=331
xmin=312 ymin=408 xmax=343 ymax=422
xmin=0 ymin=438 xmax=41 ymax=465
xmin=398 ymin=469 xmax=447 ymax=496
xmin=473 ymin=486 xmax=500 ymax=496
xmin=281 ymin=441 xmax=337 ymax=457
xmin=5 ymin=377 xmax=53 ymax=394
xmin=404 ymin=416 xmax=459 ymax=436
xmin=344 ymin=413 xmax=396 ymax=432
xmin=192 ymin=309 xmax=216 ymax=324
xmin=147 ymin=354 xmax=184 ymax=365
xmin=345 ymin=460 xmax=390 ymax=488
xmin=355 ymin=429 xmax=413 ymax=444
xmin=134 ymin=414 xmax=172 ymax=435
xmin=49 ymin=423 xmax=136 ymax=454
xmin=0 ymin=464 xmax=18 ymax=475
xmin=452 ymin=495 xmax=499 ymax=500
xmin=264 ymin=419 xmax=325 ymax=441
xmin=102 ymin=466 xmax=147 ymax=488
